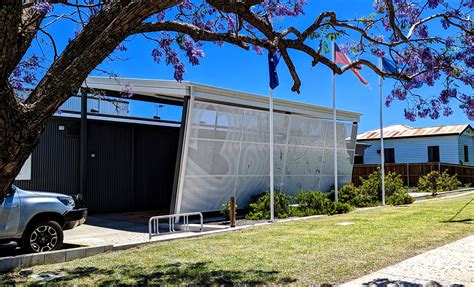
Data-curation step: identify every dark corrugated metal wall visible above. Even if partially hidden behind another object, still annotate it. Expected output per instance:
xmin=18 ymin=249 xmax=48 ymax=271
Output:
xmin=86 ymin=122 xmax=134 ymax=213
xmin=16 ymin=117 xmax=180 ymax=214
xmin=133 ymin=126 xmax=179 ymax=211
xmin=15 ymin=119 xmax=81 ymax=196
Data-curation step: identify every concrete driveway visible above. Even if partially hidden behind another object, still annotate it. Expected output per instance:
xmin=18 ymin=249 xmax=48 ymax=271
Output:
xmin=64 ymin=215 xmax=150 ymax=246
xmin=64 ymin=212 xmax=226 ymax=247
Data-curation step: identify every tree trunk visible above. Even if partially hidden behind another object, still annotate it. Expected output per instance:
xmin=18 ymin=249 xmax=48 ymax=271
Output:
xmin=0 ymin=84 xmax=44 ymax=202
xmin=0 ymin=1 xmax=179 ymax=202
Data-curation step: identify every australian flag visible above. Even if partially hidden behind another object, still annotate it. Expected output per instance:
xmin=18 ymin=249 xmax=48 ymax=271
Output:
xmin=268 ymin=51 xmax=280 ymax=89
xmin=381 ymin=57 xmax=399 ymax=73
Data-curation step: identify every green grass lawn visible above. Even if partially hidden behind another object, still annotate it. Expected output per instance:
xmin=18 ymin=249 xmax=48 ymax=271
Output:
xmin=3 ymin=195 xmax=473 ymax=285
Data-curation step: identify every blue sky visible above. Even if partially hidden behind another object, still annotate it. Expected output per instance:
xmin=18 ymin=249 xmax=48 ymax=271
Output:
xmin=41 ymin=0 xmax=473 ymax=133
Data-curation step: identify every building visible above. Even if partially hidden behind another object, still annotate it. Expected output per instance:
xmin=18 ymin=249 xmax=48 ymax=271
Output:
xmin=356 ymin=124 xmax=474 ymax=166
xmin=15 ymin=77 xmax=360 ymax=214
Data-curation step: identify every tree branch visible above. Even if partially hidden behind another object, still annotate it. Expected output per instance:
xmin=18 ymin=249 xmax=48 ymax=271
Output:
xmin=134 ymin=21 xmax=272 ymax=50
xmin=25 ymin=0 xmax=180 ymax=124
xmin=0 ymin=3 xmax=22 ymax=80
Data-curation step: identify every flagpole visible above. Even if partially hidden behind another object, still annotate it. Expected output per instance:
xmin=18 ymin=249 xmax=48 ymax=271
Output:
xmin=332 ymin=39 xmax=338 ymax=202
xmin=269 ymin=87 xmax=275 ymax=222
xmin=379 ymin=57 xmax=386 ymax=205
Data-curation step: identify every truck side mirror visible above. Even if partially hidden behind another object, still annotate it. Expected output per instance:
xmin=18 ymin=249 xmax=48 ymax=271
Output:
xmin=1 ymin=185 xmax=16 ymax=204
xmin=6 ymin=185 xmax=16 ymax=196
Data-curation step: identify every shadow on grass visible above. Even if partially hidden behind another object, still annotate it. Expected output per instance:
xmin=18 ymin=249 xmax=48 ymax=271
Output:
xmin=442 ymin=218 xmax=472 ymax=224
xmin=361 ymin=277 xmax=465 ymax=287
xmin=27 ymin=262 xmax=296 ymax=285
xmin=442 ymin=198 xmax=473 ymax=224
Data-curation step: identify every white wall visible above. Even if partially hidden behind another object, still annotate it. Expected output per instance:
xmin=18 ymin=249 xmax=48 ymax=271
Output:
xmin=177 ymin=100 xmax=358 ymax=213
xmin=458 ymin=132 xmax=474 ymax=166
xmin=361 ymin=135 xmax=460 ymax=164
xmin=16 ymin=155 xmax=32 ymax=180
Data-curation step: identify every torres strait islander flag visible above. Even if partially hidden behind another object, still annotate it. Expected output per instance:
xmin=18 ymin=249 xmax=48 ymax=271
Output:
xmin=334 ymin=43 xmax=369 ymax=86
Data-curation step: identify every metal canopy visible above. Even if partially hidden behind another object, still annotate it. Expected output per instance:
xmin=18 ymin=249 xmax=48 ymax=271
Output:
xmin=84 ymin=76 xmax=361 ymax=123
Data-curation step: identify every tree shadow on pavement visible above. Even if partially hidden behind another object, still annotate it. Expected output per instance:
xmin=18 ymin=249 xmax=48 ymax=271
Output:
xmin=361 ymin=278 xmax=465 ymax=287
xmin=21 ymin=262 xmax=296 ymax=285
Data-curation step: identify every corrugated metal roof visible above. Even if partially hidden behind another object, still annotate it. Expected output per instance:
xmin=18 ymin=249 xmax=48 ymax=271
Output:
xmin=357 ymin=124 xmax=470 ymax=140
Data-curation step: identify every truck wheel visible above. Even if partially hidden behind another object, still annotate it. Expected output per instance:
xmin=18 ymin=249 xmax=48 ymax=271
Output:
xmin=24 ymin=220 xmax=63 ymax=253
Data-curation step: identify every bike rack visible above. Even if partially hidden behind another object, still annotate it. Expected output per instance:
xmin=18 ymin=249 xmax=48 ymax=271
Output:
xmin=148 ymin=212 xmax=203 ymax=239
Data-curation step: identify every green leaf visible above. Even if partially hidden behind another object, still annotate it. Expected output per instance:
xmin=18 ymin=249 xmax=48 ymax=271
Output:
xmin=323 ymin=42 xmax=329 ymax=54
xmin=309 ymin=32 xmax=320 ymax=40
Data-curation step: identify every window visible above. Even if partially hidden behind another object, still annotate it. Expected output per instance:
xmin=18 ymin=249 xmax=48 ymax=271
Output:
xmin=354 ymin=155 xmax=364 ymax=164
xmin=428 ymin=146 xmax=440 ymax=162
xmin=464 ymin=145 xmax=469 ymax=162
xmin=384 ymin=148 xmax=395 ymax=163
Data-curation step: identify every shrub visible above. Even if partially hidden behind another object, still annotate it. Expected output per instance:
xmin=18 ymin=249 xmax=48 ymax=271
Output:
xmin=292 ymin=190 xmax=354 ymax=216
xmin=328 ymin=183 xmax=376 ymax=207
xmin=292 ymin=190 xmax=333 ymax=216
xmin=416 ymin=170 xmax=439 ymax=194
xmin=328 ymin=168 xmax=412 ymax=207
xmin=417 ymin=170 xmax=461 ymax=195
xmin=245 ymin=191 xmax=291 ymax=220
xmin=221 ymin=201 xmax=237 ymax=221
xmin=358 ymin=168 xmax=408 ymax=204
xmin=329 ymin=201 xmax=355 ymax=214
xmin=384 ymin=171 xmax=408 ymax=197
xmin=387 ymin=190 xmax=415 ymax=205
xmin=437 ymin=170 xmax=461 ymax=192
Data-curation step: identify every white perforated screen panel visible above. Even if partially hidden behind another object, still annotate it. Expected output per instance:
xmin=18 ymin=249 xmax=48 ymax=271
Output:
xmin=178 ymin=100 xmax=357 ymax=213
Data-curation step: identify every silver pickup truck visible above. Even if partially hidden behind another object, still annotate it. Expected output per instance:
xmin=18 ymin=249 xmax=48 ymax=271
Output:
xmin=0 ymin=185 xmax=87 ymax=254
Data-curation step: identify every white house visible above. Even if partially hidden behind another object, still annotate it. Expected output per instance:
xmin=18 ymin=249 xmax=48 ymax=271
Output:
xmin=356 ymin=124 xmax=474 ymax=166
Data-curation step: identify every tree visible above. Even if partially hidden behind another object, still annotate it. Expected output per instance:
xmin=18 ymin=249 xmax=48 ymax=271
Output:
xmin=0 ymin=0 xmax=472 ymax=201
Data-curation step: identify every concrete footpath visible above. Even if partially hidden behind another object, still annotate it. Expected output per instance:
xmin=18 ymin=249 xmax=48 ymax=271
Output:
xmin=341 ymin=235 xmax=474 ymax=286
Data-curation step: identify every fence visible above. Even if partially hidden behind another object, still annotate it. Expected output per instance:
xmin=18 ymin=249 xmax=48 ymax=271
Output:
xmin=352 ymin=162 xmax=474 ymax=187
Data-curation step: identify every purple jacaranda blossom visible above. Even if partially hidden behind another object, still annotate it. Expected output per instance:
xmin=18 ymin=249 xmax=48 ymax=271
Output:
xmin=23 ymin=74 xmax=36 ymax=84
xmin=9 ymin=54 xmax=42 ymax=94
xmin=414 ymin=25 xmax=429 ymax=38
xmin=9 ymin=0 xmax=471 ymax=123
xmin=460 ymin=94 xmax=474 ymax=120
xmin=151 ymin=35 xmax=189 ymax=81
xmin=152 ymin=49 xmax=163 ymax=63
xmin=338 ymin=43 xmax=352 ymax=54
xmin=427 ymin=0 xmax=444 ymax=9
xmin=253 ymin=45 xmax=263 ymax=56
xmin=439 ymin=88 xmax=457 ymax=104
xmin=443 ymin=106 xmax=454 ymax=117
xmin=264 ymin=0 xmax=307 ymax=17
xmin=31 ymin=2 xmax=53 ymax=13
xmin=179 ymin=0 xmax=193 ymax=10
xmin=121 ymin=84 xmax=134 ymax=98
xmin=174 ymin=62 xmax=186 ymax=82
xmin=466 ymin=0 xmax=474 ymax=9
xmin=404 ymin=109 xmax=417 ymax=121
xmin=156 ymin=11 xmax=165 ymax=22
xmin=391 ymin=88 xmax=407 ymax=100
xmin=385 ymin=95 xmax=394 ymax=107
xmin=429 ymin=100 xmax=441 ymax=119
xmin=371 ymin=48 xmax=386 ymax=57
xmin=417 ymin=108 xmax=430 ymax=118
xmin=373 ymin=0 xmax=386 ymax=13
xmin=183 ymin=39 xmax=205 ymax=66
